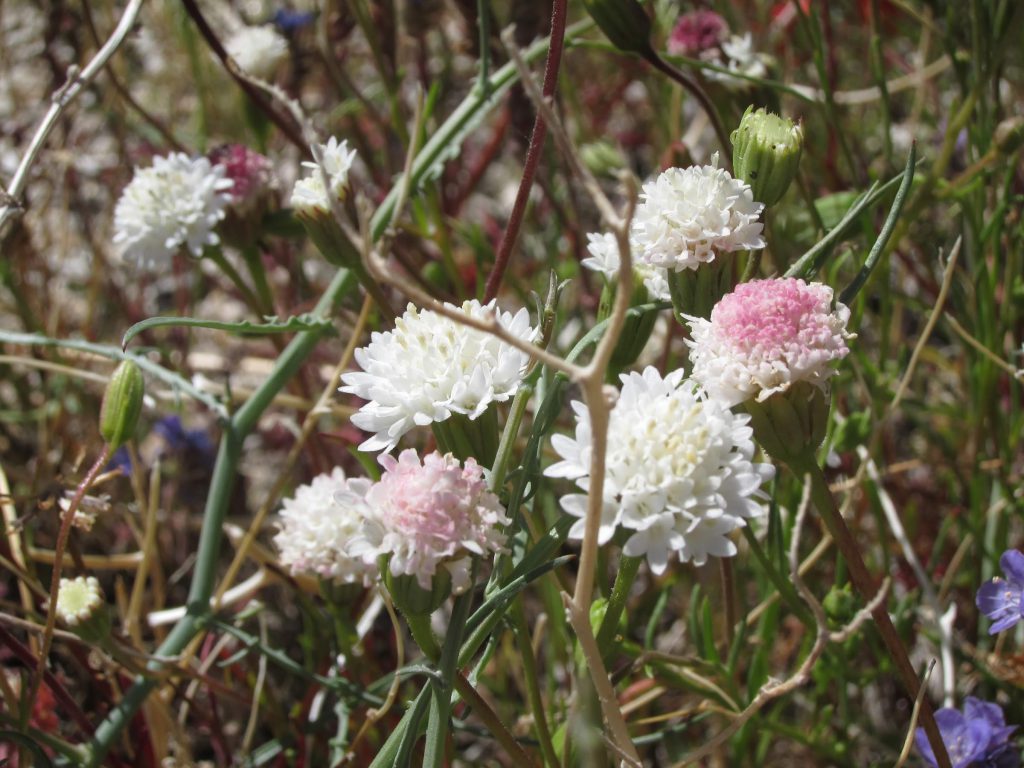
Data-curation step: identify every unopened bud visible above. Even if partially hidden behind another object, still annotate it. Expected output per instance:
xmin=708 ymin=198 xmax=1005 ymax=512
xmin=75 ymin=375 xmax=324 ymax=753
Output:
xmin=995 ymin=117 xmax=1024 ymax=156
xmin=731 ymin=107 xmax=804 ymax=206
xmin=100 ymin=361 xmax=144 ymax=449
xmin=581 ymin=0 xmax=653 ymax=56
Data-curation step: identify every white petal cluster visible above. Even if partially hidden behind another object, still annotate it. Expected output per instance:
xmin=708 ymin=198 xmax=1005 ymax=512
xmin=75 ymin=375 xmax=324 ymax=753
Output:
xmin=582 ymin=232 xmax=671 ymax=301
xmin=632 ymin=156 xmax=765 ymax=272
xmin=55 ymin=576 xmax=105 ymax=627
xmin=352 ymin=451 xmax=510 ymax=593
xmin=686 ymin=278 xmax=853 ymax=406
xmin=274 ymin=467 xmax=377 ymax=585
xmin=545 ymin=367 xmax=773 ymax=572
xmin=225 ymin=25 xmax=289 ymax=80
xmin=340 ymin=299 xmax=536 ymax=453
xmin=703 ymin=33 xmax=769 ymax=89
xmin=290 ymin=137 xmax=357 ymax=216
xmin=113 ymin=153 xmax=234 ymax=269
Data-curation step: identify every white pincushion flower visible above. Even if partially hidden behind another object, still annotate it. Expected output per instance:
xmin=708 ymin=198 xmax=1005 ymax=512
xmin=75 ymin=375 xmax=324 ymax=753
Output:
xmin=113 ymin=153 xmax=234 ymax=269
xmin=704 ymin=33 xmax=769 ymax=89
xmin=632 ymin=156 xmax=764 ymax=272
xmin=274 ymin=467 xmax=377 ymax=585
xmin=686 ymin=278 xmax=853 ymax=407
xmin=582 ymin=232 xmax=671 ymax=301
xmin=545 ymin=367 xmax=773 ymax=572
xmin=290 ymin=137 xmax=357 ymax=216
xmin=353 ymin=450 xmax=510 ymax=593
xmin=56 ymin=576 xmax=104 ymax=627
xmin=225 ymin=25 xmax=289 ymax=80
xmin=340 ymin=299 xmax=536 ymax=453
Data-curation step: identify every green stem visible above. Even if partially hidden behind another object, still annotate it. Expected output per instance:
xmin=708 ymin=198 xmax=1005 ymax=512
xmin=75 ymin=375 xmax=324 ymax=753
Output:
xmin=596 ymin=555 xmax=641 ymax=659
xmin=406 ymin=612 xmax=441 ymax=661
xmin=795 ymin=457 xmax=952 ymax=768
xmin=510 ymin=604 xmax=559 ymax=767
xmin=85 ymin=269 xmax=356 ymax=768
xmin=207 ymin=247 xmax=265 ymax=315
xmin=740 ymin=527 xmax=814 ymax=628
xmin=424 ymin=591 xmax=474 ymax=768
xmin=242 ymin=246 xmax=275 ymax=315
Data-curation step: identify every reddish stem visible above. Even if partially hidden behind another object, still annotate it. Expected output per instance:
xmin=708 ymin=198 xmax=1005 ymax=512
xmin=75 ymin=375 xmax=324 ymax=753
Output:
xmin=483 ymin=0 xmax=568 ymax=303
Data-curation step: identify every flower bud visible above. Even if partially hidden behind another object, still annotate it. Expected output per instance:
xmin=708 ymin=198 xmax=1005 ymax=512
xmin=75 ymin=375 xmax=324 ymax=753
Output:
xmin=581 ymin=0 xmax=653 ymax=56
xmin=743 ymin=381 xmax=830 ymax=466
xmin=580 ymin=141 xmax=626 ymax=179
xmin=823 ymin=584 xmax=857 ymax=626
xmin=383 ymin=558 xmax=452 ymax=617
xmin=100 ymin=361 xmax=144 ymax=449
xmin=731 ymin=107 xmax=804 ymax=206
xmin=995 ymin=117 xmax=1024 ymax=156
xmin=432 ymin=406 xmax=500 ymax=468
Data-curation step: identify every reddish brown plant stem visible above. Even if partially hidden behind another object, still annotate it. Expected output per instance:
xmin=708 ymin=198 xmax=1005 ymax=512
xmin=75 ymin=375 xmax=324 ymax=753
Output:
xmin=179 ymin=0 xmax=310 ymax=156
xmin=483 ymin=0 xmax=568 ymax=302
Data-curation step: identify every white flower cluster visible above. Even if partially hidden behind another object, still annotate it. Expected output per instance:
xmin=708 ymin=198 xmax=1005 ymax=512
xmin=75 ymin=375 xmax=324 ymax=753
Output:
xmin=273 ymin=467 xmax=377 ymax=585
xmin=340 ymin=299 xmax=535 ymax=453
xmin=545 ymin=367 xmax=773 ymax=572
xmin=113 ymin=153 xmax=234 ymax=269
xmin=290 ymin=137 xmax=357 ymax=216
xmin=632 ymin=156 xmax=765 ymax=272
xmin=225 ymin=25 xmax=289 ymax=81
xmin=704 ymin=33 xmax=770 ymax=89
xmin=581 ymin=232 xmax=671 ymax=301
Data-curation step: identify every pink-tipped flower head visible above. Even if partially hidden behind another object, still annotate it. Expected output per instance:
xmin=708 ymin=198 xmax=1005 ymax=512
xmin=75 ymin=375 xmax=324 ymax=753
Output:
xmin=668 ymin=10 xmax=728 ymax=57
xmin=686 ymin=278 xmax=853 ymax=406
xmin=356 ymin=450 xmax=510 ymax=593
xmin=208 ymin=144 xmax=275 ymax=214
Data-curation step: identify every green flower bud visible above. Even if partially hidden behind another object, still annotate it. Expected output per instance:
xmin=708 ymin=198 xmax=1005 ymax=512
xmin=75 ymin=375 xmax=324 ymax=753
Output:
xmin=743 ymin=381 xmax=830 ymax=466
xmin=581 ymin=0 xmax=653 ymax=56
xmin=995 ymin=117 xmax=1024 ymax=156
xmin=822 ymin=584 xmax=857 ymax=626
xmin=99 ymin=361 xmax=144 ymax=449
xmin=384 ymin=560 xmax=452 ymax=617
xmin=731 ymin=106 xmax=804 ymax=206
xmin=580 ymin=141 xmax=626 ymax=179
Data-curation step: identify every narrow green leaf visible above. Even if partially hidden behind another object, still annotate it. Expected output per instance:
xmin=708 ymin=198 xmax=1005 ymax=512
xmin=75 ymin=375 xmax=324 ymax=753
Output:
xmin=122 ymin=313 xmax=336 ymax=349
xmin=839 ymin=143 xmax=917 ymax=304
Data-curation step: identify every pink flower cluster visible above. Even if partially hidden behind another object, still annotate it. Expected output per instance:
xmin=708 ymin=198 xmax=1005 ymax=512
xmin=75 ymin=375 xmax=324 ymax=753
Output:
xmin=277 ymin=451 xmax=509 ymax=595
xmin=686 ymin=278 xmax=853 ymax=406
xmin=208 ymin=144 xmax=275 ymax=212
xmin=358 ymin=451 xmax=510 ymax=593
xmin=668 ymin=10 xmax=728 ymax=57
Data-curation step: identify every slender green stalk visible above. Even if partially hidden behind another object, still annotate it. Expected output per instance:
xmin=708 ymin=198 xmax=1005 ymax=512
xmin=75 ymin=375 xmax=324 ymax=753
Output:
xmin=424 ymin=591 xmax=474 ymax=768
xmin=207 ymin=247 xmax=266 ymax=315
xmin=740 ymin=527 xmax=813 ymax=628
xmin=596 ymin=555 xmax=640 ymax=658
xmin=510 ymin=604 xmax=559 ymax=767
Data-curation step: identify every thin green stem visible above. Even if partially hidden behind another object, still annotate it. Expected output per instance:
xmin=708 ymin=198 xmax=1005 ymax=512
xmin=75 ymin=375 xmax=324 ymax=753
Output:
xmin=510 ymin=604 xmax=559 ymax=767
xmin=207 ymin=247 xmax=265 ymax=315
xmin=424 ymin=591 xmax=474 ymax=768
xmin=740 ymin=527 xmax=814 ymax=628
xmin=596 ymin=555 xmax=641 ymax=659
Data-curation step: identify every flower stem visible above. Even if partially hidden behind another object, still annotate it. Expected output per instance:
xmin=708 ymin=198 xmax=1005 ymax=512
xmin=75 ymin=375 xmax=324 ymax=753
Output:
xmin=424 ymin=590 xmax=473 ymax=768
xmin=596 ymin=554 xmax=640 ymax=659
xmin=29 ymin=444 xmax=111 ymax=717
xmin=797 ymin=457 xmax=952 ymax=768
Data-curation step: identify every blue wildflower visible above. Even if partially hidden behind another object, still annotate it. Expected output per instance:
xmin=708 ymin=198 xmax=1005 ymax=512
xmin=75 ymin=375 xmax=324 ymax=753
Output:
xmin=272 ymin=8 xmax=316 ymax=32
xmin=915 ymin=698 xmax=1019 ymax=768
xmin=153 ymin=416 xmax=215 ymax=461
xmin=977 ymin=550 xmax=1024 ymax=635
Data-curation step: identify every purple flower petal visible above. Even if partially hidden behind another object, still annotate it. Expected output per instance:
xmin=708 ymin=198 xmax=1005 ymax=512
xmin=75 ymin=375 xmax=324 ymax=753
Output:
xmin=1001 ymin=550 xmax=1024 ymax=583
